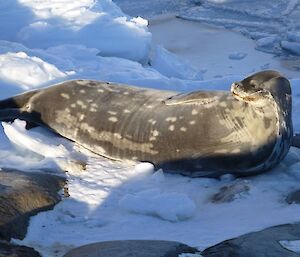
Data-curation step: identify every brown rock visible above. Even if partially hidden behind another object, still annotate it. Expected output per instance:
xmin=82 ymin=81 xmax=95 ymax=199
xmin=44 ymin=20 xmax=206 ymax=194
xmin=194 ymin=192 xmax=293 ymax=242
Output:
xmin=202 ymin=224 xmax=300 ymax=257
xmin=0 ymin=240 xmax=41 ymax=257
xmin=286 ymin=189 xmax=300 ymax=204
xmin=0 ymin=169 xmax=65 ymax=240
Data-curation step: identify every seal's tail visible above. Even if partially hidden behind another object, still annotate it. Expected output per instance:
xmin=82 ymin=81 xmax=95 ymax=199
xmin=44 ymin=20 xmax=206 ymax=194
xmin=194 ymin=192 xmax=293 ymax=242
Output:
xmin=0 ymin=90 xmax=38 ymax=110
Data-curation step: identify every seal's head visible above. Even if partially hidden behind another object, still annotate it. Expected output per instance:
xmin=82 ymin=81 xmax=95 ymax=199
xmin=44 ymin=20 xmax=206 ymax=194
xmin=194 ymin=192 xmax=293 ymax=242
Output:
xmin=231 ymin=70 xmax=291 ymax=109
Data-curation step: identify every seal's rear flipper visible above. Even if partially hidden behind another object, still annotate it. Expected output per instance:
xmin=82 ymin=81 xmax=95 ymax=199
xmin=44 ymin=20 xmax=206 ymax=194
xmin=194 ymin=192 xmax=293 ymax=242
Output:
xmin=0 ymin=89 xmax=39 ymax=110
xmin=0 ymin=109 xmax=23 ymax=121
xmin=0 ymin=109 xmax=43 ymax=129
xmin=0 ymin=89 xmax=41 ymax=128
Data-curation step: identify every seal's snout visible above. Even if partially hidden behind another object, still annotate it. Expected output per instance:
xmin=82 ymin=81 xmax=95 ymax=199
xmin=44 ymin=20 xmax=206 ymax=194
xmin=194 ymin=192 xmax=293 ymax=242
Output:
xmin=230 ymin=82 xmax=237 ymax=91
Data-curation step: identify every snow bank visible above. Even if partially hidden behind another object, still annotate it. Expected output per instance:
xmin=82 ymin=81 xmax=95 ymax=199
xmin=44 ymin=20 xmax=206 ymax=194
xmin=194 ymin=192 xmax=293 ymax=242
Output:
xmin=0 ymin=41 xmax=203 ymax=94
xmin=281 ymin=41 xmax=300 ymax=56
xmin=0 ymin=52 xmax=66 ymax=89
xmin=1 ymin=0 xmax=152 ymax=63
xmin=119 ymin=188 xmax=196 ymax=222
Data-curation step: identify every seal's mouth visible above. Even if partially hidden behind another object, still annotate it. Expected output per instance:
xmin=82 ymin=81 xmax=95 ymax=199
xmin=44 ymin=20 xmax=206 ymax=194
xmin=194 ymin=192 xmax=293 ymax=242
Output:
xmin=232 ymin=90 xmax=258 ymax=101
xmin=231 ymin=83 xmax=267 ymax=102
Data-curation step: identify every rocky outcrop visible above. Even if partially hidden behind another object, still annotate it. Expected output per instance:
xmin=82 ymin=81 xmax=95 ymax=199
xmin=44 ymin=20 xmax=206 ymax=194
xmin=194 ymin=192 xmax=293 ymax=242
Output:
xmin=0 ymin=240 xmax=41 ymax=257
xmin=202 ymin=224 xmax=300 ymax=257
xmin=0 ymin=169 xmax=65 ymax=241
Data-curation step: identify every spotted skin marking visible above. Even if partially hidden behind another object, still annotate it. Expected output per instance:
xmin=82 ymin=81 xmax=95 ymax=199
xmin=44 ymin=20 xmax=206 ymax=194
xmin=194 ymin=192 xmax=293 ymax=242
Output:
xmin=166 ymin=117 xmax=177 ymax=122
xmin=108 ymin=117 xmax=118 ymax=123
xmin=168 ymin=125 xmax=175 ymax=131
xmin=61 ymin=93 xmax=70 ymax=99
xmin=192 ymin=109 xmax=198 ymax=115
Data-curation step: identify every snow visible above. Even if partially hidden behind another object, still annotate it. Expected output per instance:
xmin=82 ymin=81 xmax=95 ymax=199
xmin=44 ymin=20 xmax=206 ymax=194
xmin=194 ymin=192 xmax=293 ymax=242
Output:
xmin=1 ymin=120 xmax=86 ymax=173
xmin=0 ymin=1 xmax=300 ymax=257
xmin=179 ymin=254 xmax=203 ymax=257
xmin=280 ymin=240 xmax=300 ymax=253
xmin=0 ymin=0 xmax=152 ymax=63
xmin=0 ymin=52 xmax=66 ymax=88
xmin=119 ymin=188 xmax=196 ymax=222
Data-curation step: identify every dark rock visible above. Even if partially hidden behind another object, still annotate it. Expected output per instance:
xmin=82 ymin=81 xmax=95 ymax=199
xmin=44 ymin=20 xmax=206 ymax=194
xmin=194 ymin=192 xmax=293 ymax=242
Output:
xmin=63 ymin=240 xmax=199 ymax=257
xmin=0 ymin=240 xmax=41 ymax=257
xmin=202 ymin=223 xmax=300 ymax=257
xmin=287 ymin=190 xmax=300 ymax=204
xmin=0 ymin=169 xmax=65 ymax=241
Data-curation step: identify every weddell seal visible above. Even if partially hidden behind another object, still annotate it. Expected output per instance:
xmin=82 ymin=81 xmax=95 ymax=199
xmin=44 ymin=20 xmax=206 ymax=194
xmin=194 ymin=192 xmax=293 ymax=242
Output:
xmin=0 ymin=70 xmax=293 ymax=177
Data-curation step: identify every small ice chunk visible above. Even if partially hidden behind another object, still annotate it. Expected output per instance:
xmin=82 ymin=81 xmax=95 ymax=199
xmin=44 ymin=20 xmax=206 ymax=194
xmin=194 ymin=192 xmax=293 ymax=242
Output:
xmin=279 ymin=240 xmax=300 ymax=253
xmin=134 ymin=162 xmax=155 ymax=175
xmin=119 ymin=188 xmax=196 ymax=222
xmin=287 ymin=31 xmax=300 ymax=43
xmin=228 ymin=52 xmax=247 ymax=60
xmin=281 ymin=41 xmax=300 ymax=55
xmin=256 ymin=36 xmax=277 ymax=48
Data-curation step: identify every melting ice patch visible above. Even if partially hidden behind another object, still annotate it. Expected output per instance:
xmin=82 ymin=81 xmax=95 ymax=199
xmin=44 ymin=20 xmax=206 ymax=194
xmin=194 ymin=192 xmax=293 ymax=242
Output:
xmin=119 ymin=188 xmax=196 ymax=222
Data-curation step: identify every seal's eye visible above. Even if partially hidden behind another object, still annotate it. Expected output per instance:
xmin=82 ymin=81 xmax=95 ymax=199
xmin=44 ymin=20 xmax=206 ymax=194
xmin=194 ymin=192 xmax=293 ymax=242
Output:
xmin=235 ymin=82 xmax=242 ymax=88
